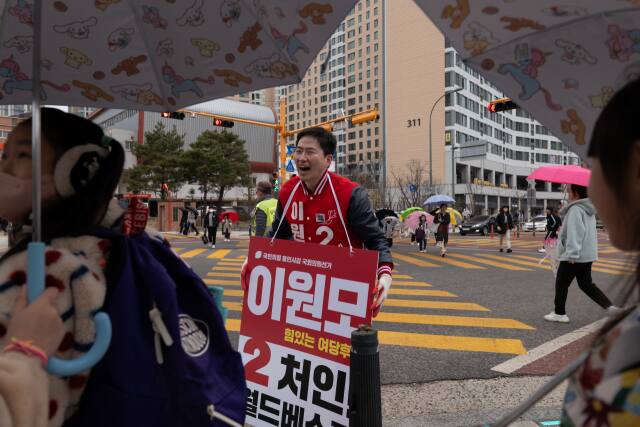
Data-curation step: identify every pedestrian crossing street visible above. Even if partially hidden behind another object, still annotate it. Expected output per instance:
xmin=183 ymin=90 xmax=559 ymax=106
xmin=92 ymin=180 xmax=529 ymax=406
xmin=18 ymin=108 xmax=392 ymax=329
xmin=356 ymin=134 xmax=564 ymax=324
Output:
xmin=174 ymin=246 xmax=635 ymax=276
xmin=438 ymin=235 xmax=623 ymax=255
xmin=173 ymin=247 xmax=533 ymax=355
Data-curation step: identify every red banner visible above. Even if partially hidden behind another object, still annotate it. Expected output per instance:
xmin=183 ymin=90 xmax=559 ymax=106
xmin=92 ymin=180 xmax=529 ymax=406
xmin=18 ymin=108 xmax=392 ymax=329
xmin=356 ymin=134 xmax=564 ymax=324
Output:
xmin=239 ymin=237 xmax=378 ymax=426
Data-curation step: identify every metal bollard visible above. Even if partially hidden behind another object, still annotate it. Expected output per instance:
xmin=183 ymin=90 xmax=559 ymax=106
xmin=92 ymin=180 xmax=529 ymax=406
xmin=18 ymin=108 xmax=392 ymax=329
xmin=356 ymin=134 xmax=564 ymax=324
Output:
xmin=348 ymin=325 xmax=382 ymax=427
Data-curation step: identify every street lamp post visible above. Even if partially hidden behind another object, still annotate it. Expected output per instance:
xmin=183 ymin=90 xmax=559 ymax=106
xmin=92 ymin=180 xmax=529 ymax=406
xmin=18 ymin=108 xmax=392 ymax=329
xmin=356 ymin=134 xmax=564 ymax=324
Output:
xmin=429 ymin=87 xmax=462 ymax=189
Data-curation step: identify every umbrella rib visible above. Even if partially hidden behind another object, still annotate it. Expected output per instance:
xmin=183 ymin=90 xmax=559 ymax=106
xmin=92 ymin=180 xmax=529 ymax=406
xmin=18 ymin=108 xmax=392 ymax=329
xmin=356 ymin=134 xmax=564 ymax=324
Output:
xmin=464 ymin=7 xmax=639 ymax=62
xmin=237 ymin=0 xmax=305 ymax=82
xmin=124 ymin=0 xmax=170 ymax=111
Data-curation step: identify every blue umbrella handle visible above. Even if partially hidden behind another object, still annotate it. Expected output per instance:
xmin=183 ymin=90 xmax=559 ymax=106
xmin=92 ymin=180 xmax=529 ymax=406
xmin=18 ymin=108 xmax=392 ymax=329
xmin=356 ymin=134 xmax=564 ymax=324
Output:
xmin=27 ymin=242 xmax=112 ymax=376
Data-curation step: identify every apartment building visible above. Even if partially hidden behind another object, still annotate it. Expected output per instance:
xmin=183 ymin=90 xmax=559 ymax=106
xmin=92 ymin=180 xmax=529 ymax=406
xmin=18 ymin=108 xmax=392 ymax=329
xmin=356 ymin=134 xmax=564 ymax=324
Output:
xmin=443 ymin=44 xmax=581 ymax=216
xmin=283 ymin=0 xmax=384 ymax=182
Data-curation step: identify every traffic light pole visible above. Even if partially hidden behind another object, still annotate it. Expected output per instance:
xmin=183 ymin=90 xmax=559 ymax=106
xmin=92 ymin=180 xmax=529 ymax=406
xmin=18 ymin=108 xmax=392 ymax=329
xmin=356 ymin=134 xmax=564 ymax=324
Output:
xmin=178 ymin=104 xmax=379 ymax=186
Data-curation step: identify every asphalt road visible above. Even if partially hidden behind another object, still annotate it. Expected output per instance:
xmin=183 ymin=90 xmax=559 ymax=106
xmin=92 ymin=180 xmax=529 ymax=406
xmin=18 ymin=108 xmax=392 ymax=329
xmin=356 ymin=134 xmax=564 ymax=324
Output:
xmin=168 ymin=230 xmax=633 ymax=385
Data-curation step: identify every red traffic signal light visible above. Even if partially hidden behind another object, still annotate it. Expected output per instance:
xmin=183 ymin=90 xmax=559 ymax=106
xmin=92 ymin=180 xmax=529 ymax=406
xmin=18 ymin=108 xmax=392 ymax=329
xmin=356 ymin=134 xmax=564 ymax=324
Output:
xmin=487 ymin=98 xmax=518 ymax=112
xmin=213 ymin=118 xmax=234 ymax=128
xmin=160 ymin=111 xmax=185 ymax=119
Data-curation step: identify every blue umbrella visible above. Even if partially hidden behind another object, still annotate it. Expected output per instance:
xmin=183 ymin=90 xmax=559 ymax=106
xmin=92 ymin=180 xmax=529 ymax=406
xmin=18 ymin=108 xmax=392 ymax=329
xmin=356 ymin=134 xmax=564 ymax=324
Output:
xmin=423 ymin=195 xmax=455 ymax=206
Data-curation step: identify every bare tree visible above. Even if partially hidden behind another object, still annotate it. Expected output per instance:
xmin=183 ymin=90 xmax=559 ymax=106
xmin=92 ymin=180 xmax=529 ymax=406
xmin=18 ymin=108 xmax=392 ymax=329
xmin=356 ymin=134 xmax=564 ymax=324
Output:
xmin=390 ymin=160 xmax=441 ymax=209
xmin=342 ymin=158 xmax=393 ymax=210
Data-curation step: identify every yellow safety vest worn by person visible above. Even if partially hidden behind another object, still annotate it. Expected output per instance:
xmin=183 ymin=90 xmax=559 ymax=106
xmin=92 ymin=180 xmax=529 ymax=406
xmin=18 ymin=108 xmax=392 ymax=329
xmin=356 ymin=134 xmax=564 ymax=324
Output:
xmin=251 ymin=197 xmax=278 ymax=237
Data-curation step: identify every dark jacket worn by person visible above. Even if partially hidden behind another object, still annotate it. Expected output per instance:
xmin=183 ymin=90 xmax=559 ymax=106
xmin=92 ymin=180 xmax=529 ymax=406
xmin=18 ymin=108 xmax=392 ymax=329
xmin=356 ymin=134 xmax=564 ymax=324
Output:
xmin=203 ymin=211 xmax=218 ymax=228
xmin=545 ymin=214 xmax=562 ymax=239
xmin=495 ymin=212 xmax=514 ymax=234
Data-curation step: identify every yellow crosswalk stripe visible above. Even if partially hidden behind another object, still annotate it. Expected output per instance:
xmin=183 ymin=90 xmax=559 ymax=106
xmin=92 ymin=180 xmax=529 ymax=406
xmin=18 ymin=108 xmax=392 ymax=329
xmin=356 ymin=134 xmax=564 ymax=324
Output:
xmin=212 ymin=266 xmax=241 ymax=272
xmin=222 ymin=319 xmax=526 ymax=354
xmin=393 ymin=274 xmax=413 ymax=279
xmin=224 ymin=290 xmax=245 ymax=297
xmin=223 ymin=301 xmax=243 ymax=311
xmin=393 ymin=280 xmax=432 ymax=287
xmin=416 ymin=252 xmax=486 ymax=269
xmin=180 ymin=249 xmax=207 ymax=258
xmin=383 ymin=299 xmax=488 ymax=311
xmin=389 ymin=289 xmax=456 ymax=297
xmin=217 ymin=258 xmax=245 ymax=263
xmin=446 ymin=253 xmax=531 ymax=271
xmin=511 ymin=254 xmax=631 ymax=275
xmin=205 ymin=279 xmax=240 ymax=286
xmin=206 ymin=272 xmax=240 ymax=278
xmin=392 ymin=253 xmax=440 ymax=267
xmin=172 ymin=247 xmax=184 ymax=253
xmin=208 ymin=249 xmax=231 ymax=259
xmin=217 ymin=262 xmax=243 ymax=267
xmin=476 ymin=254 xmax=549 ymax=270
xmin=374 ymin=312 xmax=533 ymax=329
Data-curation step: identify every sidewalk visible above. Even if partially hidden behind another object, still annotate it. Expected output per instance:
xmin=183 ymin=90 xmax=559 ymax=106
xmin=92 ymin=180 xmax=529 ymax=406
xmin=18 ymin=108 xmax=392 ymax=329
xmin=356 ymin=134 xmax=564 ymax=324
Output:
xmin=382 ymin=376 xmax=565 ymax=426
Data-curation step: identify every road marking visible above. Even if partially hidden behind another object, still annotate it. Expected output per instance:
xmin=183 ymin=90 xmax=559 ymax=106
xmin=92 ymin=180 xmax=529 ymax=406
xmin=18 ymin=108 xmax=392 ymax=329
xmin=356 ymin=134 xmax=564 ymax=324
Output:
xmin=208 ymin=249 xmax=232 ymax=259
xmin=377 ymin=331 xmax=526 ymax=355
xmin=383 ymin=299 xmax=486 ymax=310
xmin=217 ymin=258 xmax=245 ymax=263
xmin=491 ymin=318 xmax=608 ymax=374
xmin=416 ymin=252 xmax=486 ymax=269
xmin=204 ymin=278 xmax=240 ymax=286
xmin=393 ymin=280 xmax=432 ymax=287
xmin=224 ymin=290 xmax=244 ymax=297
xmin=212 ymin=266 xmax=241 ymax=272
xmin=393 ymin=274 xmax=413 ymax=279
xmin=476 ymin=254 xmax=549 ymax=270
xmin=374 ymin=313 xmax=533 ymax=330
xmin=217 ymin=261 xmax=244 ymax=267
xmin=172 ymin=247 xmax=185 ymax=253
xmin=446 ymin=253 xmax=532 ymax=271
xmin=389 ymin=289 xmax=457 ymax=297
xmin=223 ymin=301 xmax=243 ymax=311
xmin=510 ymin=254 xmax=630 ymax=276
xmin=222 ymin=320 xmax=526 ymax=354
xmin=180 ymin=249 xmax=207 ymax=258
xmin=392 ymin=253 xmax=440 ymax=267
xmin=206 ymin=272 xmax=240 ymax=278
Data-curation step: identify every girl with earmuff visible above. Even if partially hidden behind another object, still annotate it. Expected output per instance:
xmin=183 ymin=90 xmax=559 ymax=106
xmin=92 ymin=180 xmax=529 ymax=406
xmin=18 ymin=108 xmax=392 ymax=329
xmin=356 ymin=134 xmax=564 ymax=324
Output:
xmin=0 ymin=108 xmax=247 ymax=427
xmin=0 ymin=107 xmax=125 ymax=426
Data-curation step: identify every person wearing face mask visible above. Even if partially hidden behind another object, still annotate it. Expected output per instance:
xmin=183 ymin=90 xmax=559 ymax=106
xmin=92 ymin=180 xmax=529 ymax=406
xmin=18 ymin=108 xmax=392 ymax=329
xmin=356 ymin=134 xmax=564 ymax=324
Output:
xmin=241 ymin=127 xmax=394 ymax=317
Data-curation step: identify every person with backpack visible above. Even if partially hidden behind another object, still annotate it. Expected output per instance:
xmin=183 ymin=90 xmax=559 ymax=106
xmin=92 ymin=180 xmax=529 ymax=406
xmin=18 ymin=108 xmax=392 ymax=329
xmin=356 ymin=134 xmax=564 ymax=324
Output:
xmin=250 ymin=181 xmax=277 ymax=237
xmin=495 ymin=205 xmax=514 ymax=253
xmin=203 ymin=206 xmax=219 ymax=248
xmin=0 ymin=109 xmax=245 ymax=427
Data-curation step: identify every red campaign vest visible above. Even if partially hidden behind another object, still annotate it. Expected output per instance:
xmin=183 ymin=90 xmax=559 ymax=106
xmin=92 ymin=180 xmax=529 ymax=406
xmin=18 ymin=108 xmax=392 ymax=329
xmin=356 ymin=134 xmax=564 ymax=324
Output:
xmin=277 ymin=171 xmax=363 ymax=249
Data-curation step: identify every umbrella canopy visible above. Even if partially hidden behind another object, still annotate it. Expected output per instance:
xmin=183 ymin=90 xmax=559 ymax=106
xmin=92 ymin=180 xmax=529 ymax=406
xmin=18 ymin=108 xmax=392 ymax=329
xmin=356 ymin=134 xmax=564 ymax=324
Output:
xmin=400 ymin=206 xmax=424 ymax=219
xmin=414 ymin=1 xmax=639 ymax=160
xmin=0 ymin=1 xmax=356 ymax=112
xmin=434 ymin=207 xmax=463 ymax=226
xmin=528 ymin=165 xmax=591 ymax=187
xmin=404 ymin=211 xmax=433 ymax=231
xmin=423 ymin=194 xmax=455 ymax=206
xmin=219 ymin=210 xmax=239 ymax=223
xmin=375 ymin=208 xmax=397 ymax=221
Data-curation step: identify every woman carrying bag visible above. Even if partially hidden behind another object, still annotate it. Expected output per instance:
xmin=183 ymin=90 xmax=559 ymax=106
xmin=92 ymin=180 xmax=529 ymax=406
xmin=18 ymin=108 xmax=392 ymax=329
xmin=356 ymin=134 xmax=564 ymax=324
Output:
xmin=431 ymin=203 xmax=451 ymax=257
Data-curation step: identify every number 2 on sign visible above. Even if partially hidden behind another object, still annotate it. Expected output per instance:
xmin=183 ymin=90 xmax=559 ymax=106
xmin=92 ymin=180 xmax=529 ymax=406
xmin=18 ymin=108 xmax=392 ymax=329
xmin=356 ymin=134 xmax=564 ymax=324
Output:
xmin=243 ymin=338 xmax=271 ymax=387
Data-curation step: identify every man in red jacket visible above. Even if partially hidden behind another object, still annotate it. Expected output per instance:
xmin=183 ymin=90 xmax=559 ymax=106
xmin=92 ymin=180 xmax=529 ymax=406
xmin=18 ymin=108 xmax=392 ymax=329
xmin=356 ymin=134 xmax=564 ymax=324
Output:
xmin=242 ymin=127 xmax=393 ymax=316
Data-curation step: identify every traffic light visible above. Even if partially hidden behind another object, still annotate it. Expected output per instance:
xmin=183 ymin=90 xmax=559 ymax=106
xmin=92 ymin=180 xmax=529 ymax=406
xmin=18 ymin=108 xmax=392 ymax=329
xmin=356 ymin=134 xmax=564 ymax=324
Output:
xmin=213 ymin=118 xmax=234 ymax=128
xmin=319 ymin=123 xmax=333 ymax=132
xmin=351 ymin=109 xmax=379 ymax=125
xmin=272 ymin=172 xmax=280 ymax=192
xmin=487 ymin=98 xmax=518 ymax=112
xmin=160 ymin=111 xmax=185 ymax=119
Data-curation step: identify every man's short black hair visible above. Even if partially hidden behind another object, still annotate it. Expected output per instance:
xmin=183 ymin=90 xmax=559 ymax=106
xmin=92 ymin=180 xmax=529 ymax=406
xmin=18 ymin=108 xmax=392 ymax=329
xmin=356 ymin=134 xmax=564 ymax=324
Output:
xmin=296 ymin=127 xmax=336 ymax=156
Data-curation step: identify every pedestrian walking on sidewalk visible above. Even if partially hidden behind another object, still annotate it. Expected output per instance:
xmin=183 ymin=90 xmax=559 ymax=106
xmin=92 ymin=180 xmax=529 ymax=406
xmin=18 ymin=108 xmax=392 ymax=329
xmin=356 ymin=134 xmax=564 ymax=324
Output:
xmin=543 ymin=184 xmax=618 ymax=323
xmin=222 ymin=216 xmax=232 ymax=242
xmin=495 ymin=206 xmax=514 ymax=253
xmin=431 ymin=204 xmax=451 ymax=257
xmin=203 ymin=206 xmax=218 ymax=248
xmin=414 ymin=215 xmax=428 ymax=253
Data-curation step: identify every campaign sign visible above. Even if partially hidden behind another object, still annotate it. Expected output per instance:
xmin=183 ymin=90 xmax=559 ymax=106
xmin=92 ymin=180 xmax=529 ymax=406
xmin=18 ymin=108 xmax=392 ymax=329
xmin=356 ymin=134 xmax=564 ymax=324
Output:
xmin=240 ymin=237 xmax=378 ymax=427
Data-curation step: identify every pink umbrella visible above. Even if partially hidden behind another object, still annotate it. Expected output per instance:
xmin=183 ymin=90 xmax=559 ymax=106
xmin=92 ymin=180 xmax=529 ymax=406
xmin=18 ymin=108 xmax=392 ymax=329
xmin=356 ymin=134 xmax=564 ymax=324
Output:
xmin=527 ymin=165 xmax=591 ymax=187
xmin=404 ymin=212 xmax=434 ymax=231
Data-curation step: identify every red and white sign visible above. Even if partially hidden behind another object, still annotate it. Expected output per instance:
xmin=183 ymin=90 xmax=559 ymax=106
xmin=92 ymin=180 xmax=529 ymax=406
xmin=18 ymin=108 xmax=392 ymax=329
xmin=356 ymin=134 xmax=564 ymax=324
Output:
xmin=240 ymin=237 xmax=378 ymax=427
